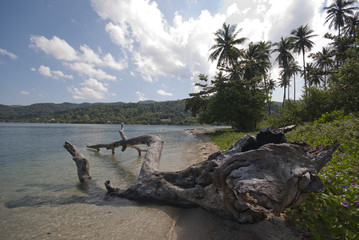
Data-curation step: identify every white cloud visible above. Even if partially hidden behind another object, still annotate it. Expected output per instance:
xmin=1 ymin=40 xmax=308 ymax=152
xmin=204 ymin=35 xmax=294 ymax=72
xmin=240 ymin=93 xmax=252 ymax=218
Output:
xmin=38 ymin=65 xmax=73 ymax=79
xmin=0 ymin=48 xmax=17 ymax=60
xmin=30 ymin=67 xmax=36 ymax=72
xmin=105 ymin=22 xmax=134 ymax=51
xmin=78 ymin=44 xmax=127 ymax=71
xmin=65 ymin=62 xmax=116 ymax=81
xmin=91 ymin=0 xmax=224 ymax=82
xmin=67 ymin=78 xmax=108 ymax=100
xmin=135 ymin=91 xmax=148 ymax=101
xmin=101 ymin=52 xmax=128 ymax=71
xmin=30 ymin=35 xmax=79 ymax=61
xmin=157 ymin=89 xmax=173 ymax=96
xmin=38 ymin=65 xmax=52 ymax=77
xmin=30 ymin=35 xmax=127 ymax=83
xmin=20 ymin=90 xmax=30 ymax=95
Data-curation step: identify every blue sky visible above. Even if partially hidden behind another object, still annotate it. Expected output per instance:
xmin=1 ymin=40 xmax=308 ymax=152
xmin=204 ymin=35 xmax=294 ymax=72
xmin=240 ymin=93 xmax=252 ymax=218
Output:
xmin=0 ymin=0 xmax=345 ymax=105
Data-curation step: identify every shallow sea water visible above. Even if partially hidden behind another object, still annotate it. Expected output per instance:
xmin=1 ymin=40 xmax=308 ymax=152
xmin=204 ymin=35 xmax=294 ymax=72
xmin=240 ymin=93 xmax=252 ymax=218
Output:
xmin=0 ymin=123 xmax=213 ymax=240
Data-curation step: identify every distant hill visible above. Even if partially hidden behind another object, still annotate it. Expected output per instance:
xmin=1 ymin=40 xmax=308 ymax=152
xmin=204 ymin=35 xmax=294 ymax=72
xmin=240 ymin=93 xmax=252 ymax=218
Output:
xmin=0 ymin=102 xmax=90 ymax=120
xmin=0 ymin=100 xmax=199 ymax=125
xmin=0 ymin=100 xmax=283 ymax=125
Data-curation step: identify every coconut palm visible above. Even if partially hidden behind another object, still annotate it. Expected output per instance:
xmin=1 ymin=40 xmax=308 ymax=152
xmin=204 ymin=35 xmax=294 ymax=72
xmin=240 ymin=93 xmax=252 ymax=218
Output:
xmin=343 ymin=12 xmax=359 ymax=38
xmin=240 ymin=41 xmax=272 ymax=82
xmin=273 ymin=37 xmax=294 ymax=107
xmin=286 ymin=60 xmax=301 ymax=101
xmin=290 ymin=24 xmax=317 ymax=91
xmin=209 ymin=23 xmax=247 ymax=70
xmin=312 ymin=47 xmax=335 ymax=87
xmin=263 ymin=74 xmax=276 ymax=115
xmin=305 ymin=63 xmax=324 ymax=87
xmin=278 ymin=72 xmax=289 ymax=105
xmin=323 ymin=0 xmax=358 ymax=39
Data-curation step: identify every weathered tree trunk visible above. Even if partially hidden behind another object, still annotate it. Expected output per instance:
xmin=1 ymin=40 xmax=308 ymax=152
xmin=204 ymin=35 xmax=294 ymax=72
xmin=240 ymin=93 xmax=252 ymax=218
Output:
xmin=64 ymin=125 xmax=339 ymax=223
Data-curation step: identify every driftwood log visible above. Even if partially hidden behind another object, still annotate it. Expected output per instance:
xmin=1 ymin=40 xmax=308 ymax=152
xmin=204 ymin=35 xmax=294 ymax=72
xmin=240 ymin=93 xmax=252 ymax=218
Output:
xmin=64 ymin=125 xmax=339 ymax=223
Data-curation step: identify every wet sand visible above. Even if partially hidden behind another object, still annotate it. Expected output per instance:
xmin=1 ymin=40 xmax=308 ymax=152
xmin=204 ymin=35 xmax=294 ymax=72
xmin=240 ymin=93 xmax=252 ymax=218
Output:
xmin=186 ymin=127 xmax=220 ymax=163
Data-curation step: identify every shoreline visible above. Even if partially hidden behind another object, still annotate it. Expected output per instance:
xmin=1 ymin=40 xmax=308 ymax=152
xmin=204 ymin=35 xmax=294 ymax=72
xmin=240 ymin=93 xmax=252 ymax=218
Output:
xmin=186 ymin=127 xmax=220 ymax=163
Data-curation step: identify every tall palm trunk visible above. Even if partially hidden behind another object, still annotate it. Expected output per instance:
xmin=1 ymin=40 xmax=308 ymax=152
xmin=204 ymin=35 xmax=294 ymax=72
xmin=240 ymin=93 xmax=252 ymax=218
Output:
xmin=287 ymin=78 xmax=290 ymax=100
xmin=282 ymin=77 xmax=287 ymax=108
xmin=294 ymin=74 xmax=296 ymax=101
xmin=302 ymin=48 xmax=307 ymax=95
xmin=324 ymin=65 xmax=327 ymax=88
xmin=263 ymin=77 xmax=271 ymax=115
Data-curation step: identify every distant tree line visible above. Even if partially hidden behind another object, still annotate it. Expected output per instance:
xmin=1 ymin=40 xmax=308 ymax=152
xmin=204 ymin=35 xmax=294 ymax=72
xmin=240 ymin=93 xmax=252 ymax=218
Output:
xmin=0 ymin=100 xmax=200 ymax=125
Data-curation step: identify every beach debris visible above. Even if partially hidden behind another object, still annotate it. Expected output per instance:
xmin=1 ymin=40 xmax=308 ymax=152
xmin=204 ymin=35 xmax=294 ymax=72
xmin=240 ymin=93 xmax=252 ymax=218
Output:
xmin=64 ymin=125 xmax=339 ymax=223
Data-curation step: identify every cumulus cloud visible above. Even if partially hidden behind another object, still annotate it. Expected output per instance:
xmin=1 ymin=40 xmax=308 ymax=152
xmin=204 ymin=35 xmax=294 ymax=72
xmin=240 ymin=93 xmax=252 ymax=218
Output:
xmin=91 ymin=0 xmax=224 ymax=82
xmin=157 ymin=89 xmax=173 ymax=96
xmin=135 ymin=91 xmax=148 ymax=101
xmin=65 ymin=62 xmax=116 ymax=81
xmin=30 ymin=35 xmax=79 ymax=61
xmin=20 ymin=90 xmax=30 ymax=95
xmin=67 ymin=78 xmax=108 ymax=100
xmin=38 ymin=65 xmax=73 ymax=79
xmin=30 ymin=35 xmax=127 ymax=80
xmin=0 ymin=48 xmax=17 ymax=60
xmin=38 ymin=65 xmax=52 ymax=77
xmin=105 ymin=22 xmax=134 ymax=51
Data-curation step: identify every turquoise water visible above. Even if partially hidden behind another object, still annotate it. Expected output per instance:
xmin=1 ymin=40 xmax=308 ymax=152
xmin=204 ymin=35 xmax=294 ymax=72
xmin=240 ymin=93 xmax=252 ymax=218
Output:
xmin=0 ymin=123 xmax=209 ymax=239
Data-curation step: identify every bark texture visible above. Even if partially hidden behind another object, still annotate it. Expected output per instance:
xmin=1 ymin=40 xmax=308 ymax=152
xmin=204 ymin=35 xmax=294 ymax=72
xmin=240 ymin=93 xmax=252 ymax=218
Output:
xmin=64 ymin=125 xmax=339 ymax=223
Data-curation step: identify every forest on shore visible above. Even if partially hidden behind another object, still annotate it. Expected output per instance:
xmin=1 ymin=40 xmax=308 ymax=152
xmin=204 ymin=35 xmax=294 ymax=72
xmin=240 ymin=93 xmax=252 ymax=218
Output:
xmin=0 ymin=100 xmax=201 ymax=125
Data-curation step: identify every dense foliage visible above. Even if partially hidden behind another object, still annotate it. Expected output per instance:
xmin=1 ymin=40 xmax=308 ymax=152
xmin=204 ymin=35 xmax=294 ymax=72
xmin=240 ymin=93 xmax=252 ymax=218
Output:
xmin=0 ymin=100 xmax=199 ymax=125
xmin=286 ymin=113 xmax=359 ymax=240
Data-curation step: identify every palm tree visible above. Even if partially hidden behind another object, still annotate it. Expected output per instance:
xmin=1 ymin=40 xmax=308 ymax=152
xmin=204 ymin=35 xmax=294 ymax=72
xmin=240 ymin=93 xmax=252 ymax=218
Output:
xmin=305 ymin=63 xmax=324 ymax=87
xmin=263 ymin=74 xmax=276 ymax=115
xmin=278 ymin=73 xmax=289 ymax=105
xmin=240 ymin=41 xmax=272 ymax=83
xmin=343 ymin=12 xmax=359 ymax=38
xmin=312 ymin=47 xmax=335 ymax=87
xmin=273 ymin=37 xmax=294 ymax=107
xmin=209 ymin=23 xmax=247 ymax=70
xmin=323 ymin=0 xmax=358 ymax=39
xmin=290 ymin=24 xmax=317 ymax=92
xmin=286 ymin=60 xmax=301 ymax=101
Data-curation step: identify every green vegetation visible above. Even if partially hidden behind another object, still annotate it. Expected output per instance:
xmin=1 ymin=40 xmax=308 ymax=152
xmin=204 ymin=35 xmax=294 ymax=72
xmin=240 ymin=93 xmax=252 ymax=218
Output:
xmin=286 ymin=113 xmax=359 ymax=240
xmin=207 ymin=112 xmax=359 ymax=239
xmin=0 ymin=100 xmax=199 ymax=125
xmin=208 ymin=128 xmax=256 ymax=150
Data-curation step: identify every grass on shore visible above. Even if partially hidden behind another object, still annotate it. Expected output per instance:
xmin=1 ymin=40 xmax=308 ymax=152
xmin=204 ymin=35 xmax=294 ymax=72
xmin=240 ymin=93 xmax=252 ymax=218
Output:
xmin=208 ymin=128 xmax=257 ymax=150
xmin=207 ymin=113 xmax=359 ymax=240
